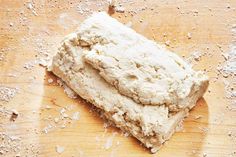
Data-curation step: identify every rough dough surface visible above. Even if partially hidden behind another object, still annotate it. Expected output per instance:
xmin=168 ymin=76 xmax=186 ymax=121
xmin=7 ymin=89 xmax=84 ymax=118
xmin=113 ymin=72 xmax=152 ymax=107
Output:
xmin=78 ymin=12 xmax=208 ymax=111
xmin=50 ymin=12 xmax=209 ymax=153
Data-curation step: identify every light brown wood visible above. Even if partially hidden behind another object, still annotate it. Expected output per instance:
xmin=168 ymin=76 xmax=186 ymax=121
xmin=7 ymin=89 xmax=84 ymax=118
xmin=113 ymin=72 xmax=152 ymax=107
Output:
xmin=0 ymin=0 xmax=236 ymax=156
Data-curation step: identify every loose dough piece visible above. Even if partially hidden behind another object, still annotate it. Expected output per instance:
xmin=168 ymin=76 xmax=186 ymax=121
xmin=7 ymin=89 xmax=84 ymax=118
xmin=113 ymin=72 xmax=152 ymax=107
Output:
xmin=77 ymin=12 xmax=208 ymax=111
xmin=50 ymin=12 xmax=209 ymax=153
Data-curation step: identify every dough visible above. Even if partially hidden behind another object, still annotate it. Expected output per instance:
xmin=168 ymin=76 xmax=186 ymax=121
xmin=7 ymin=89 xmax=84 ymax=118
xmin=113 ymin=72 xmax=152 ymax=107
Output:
xmin=49 ymin=12 xmax=209 ymax=153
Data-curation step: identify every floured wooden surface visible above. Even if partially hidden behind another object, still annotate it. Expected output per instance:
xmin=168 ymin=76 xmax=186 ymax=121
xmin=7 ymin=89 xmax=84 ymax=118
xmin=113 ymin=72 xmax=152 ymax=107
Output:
xmin=0 ymin=0 xmax=236 ymax=156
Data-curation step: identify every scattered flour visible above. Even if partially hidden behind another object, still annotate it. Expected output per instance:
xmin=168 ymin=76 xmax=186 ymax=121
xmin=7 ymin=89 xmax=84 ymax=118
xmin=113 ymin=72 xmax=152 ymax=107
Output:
xmin=217 ymin=25 xmax=236 ymax=111
xmin=218 ymin=46 xmax=236 ymax=77
xmin=0 ymin=85 xmax=19 ymax=102
xmin=42 ymin=105 xmax=80 ymax=134
xmin=1 ymin=0 xmax=235 ymax=155
xmin=0 ymin=125 xmax=39 ymax=156
xmin=223 ymin=80 xmax=236 ymax=99
xmin=76 ymin=1 xmax=108 ymax=16
xmin=0 ymin=132 xmax=22 ymax=156
xmin=58 ymin=13 xmax=80 ymax=29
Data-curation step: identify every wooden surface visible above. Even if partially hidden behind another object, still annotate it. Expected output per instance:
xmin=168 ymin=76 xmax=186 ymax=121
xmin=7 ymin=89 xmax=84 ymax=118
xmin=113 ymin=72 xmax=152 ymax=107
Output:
xmin=0 ymin=0 xmax=236 ymax=156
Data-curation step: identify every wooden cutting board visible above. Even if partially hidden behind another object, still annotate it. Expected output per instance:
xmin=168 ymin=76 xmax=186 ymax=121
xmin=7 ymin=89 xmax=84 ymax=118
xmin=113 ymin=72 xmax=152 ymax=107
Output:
xmin=0 ymin=0 xmax=236 ymax=156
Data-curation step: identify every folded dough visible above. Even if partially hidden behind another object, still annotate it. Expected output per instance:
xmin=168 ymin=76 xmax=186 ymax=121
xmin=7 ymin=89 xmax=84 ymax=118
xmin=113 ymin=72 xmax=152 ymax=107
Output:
xmin=50 ymin=12 xmax=209 ymax=153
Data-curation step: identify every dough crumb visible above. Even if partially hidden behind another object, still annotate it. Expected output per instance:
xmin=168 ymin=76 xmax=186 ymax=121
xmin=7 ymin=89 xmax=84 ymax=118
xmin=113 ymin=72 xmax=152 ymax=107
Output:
xmin=187 ymin=32 xmax=192 ymax=39
xmin=55 ymin=145 xmax=65 ymax=154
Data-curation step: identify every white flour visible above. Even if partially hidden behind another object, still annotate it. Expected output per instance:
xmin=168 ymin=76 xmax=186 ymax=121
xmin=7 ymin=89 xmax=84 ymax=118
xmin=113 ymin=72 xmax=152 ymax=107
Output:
xmin=0 ymin=86 xmax=19 ymax=102
xmin=218 ymin=46 xmax=236 ymax=77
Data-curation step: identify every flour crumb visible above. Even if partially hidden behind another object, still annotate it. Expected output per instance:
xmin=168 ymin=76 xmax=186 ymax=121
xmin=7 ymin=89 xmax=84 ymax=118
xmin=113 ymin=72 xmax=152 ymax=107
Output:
xmin=228 ymin=131 xmax=232 ymax=137
xmin=108 ymin=0 xmax=125 ymax=13
xmin=115 ymin=6 xmax=125 ymax=13
xmin=47 ymin=78 xmax=53 ymax=84
xmin=104 ymin=136 xmax=113 ymax=150
xmin=23 ymin=60 xmax=37 ymax=70
xmin=43 ymin=124 xmax=53 ymax=134
xmin=95 ymin=136 xmax=100 ymax=142
xmin=78 ymin=150 xmax=84 ymax=157
xmin=123 ymin=132 xmax=130 ymax=137
xmin=125 ymin=21 xmax=132 ymax=28
xmin=165 ymin=40 xmax=170 ymax=46
xmin=192 ymin=51 xmax=202 ymax=61
xmin=72 ymin=112 xmax=80 ymax=120
xmin=37 ymin=58 xmax=49 ymax=67
xmin=56 ymin=145 xmax=65 ymax=154
xmin=192 ymin=150 xmax=196 ymax=154
xmin=194 ymin=115 xmax=203 ymax=120
xmin=26 ymin=2 xmax=38 ymax=16
xmin=116 ymin=141 xmax=120 ymax=145
xmin=186 ymin=51 xmax=203 ymax=64
xmin=45 ymin=105 xmax=52 ymax=110
xmin=187 ymin=32 xmax=192 ymax=39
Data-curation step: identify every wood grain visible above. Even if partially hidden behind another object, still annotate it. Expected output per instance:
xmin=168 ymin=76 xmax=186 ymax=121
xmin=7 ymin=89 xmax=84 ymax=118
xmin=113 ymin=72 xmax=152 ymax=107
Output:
xmin=0 ymin=0 xmax=236 ymax=156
